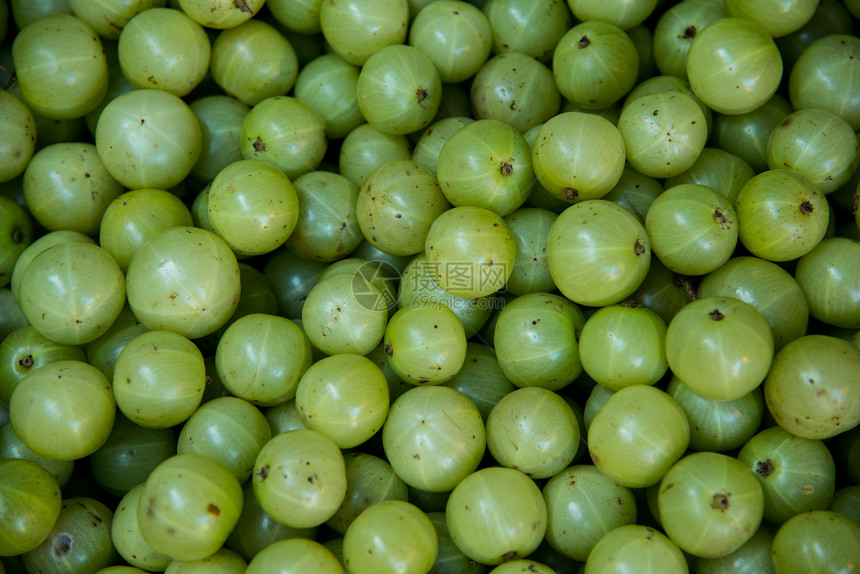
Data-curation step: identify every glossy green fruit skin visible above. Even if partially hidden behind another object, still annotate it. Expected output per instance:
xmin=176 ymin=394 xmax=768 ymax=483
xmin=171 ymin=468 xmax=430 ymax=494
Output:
xmin=295 ymin=354 xmax=389 ymax=449
xmin=553 ymin=20 xmax=639 ymax=110
xmin=338 ymin=123 xmax=412 ymax=188
xmin=210 ymin=18 xmax=298 ymax=107
xmin=0 ymin=459 xmax=62 ymax=556
xmin=138 ymin=454 xmax=243 ymax=562
xmin=164 ymin=547 xmax=248 ymax=574
xmin=177 ymin=396 xmax=272 ymax=484
xmin=21 ymin=497 xmax=117 ymax=574
xmin=326 ymin=452 xmax=408 ymax=535
xmin=738 ymin=426 xmax=836 ymax=525
xmin=208 ymin=159 xmax=299 ymax=257
xmin=547 ymin=200 xmax=650 ymax=307
xmin=117 ymin=7 xmax=210 ymax=97
xmin=794 ymin=237 xmax=860 ymax=329
xmin=711 ymin=93 xmax=794 ymax=173
xmin=652 ymin=0 xmax=729 ymax=80
xmin=0 ymin=423 xmax=75 ymax=488
xmin=789 ymin=34 xmax=860 ymax=130
xmin=89 ymin=413 xmax=176 ymax=497
xmin=246 ymin=538 xmax=341 ymax=574
xmin=177 ymin=0 xmax=264 ymax=28
xmin=764 ymin=334 xmax=860 ymax=440
xmin=0 ymin=91 xmax=37 ymax=183
xmin=12 ymin=14 xmax=108 ymax=119
xmin=587 ymin=385 xmax=690 ymax=488
xmin=19 ymin=242 xmax=125 ymax=346
xmin=578 ymin=304 xmax=668 ymax=391
xmin=667 ymin=377 xmax=763 ymax=453
xmin=294 ymin=54 xmax=363 ymax=140
xmin=113 ymin=329 xmax=205 ymax=429
xmin=424 ymin=206 xmax=516 ymax=298
xmin=436 ymin=119 xmax=534 ymax=216
xmin=697 ymin=255 xmax=809 ymax=350
xmin=445 ymin=466 xmax=547 ymax=565
xmin=343 ymin=500 xmax=437 ymax=574
xmin=188 ymin=95 xmax=249 ymax=185
xmin=251 ymin=429 xmax=347 ymax=530
xmin=110 ymin=484 xmax=173 ymax=571
xmin=658 ymin=452 xmax=764 ymax=559
xmin=10 ymin=230 xmax=96 ymax=303
xmin=532 ymin=112 xmax=627 ymax=203
xmin=694 ymin=525 xmax=775 ymax=574
xmin=686 ymin=17 xmax=783 ymax=115
xmin=68 ymin=0 xmax=167 ymax=40
xmin=503 ymin=208 xmax=557 ymax=296
xmin=493 ymin=292 xmax=585 ymax=391
xmin=665 ymin=296 xmax=774 ymax=402
xmin=99 ymin=188 xmax=194 ymax=270
xmin=482 ymin=0 xmax=570 ymax=62
xmin=382 ymin=385 xmax=485 ymax=493
xmin=215 ymin=313 xmax=313 ymax=407
xmin=726 ymin=0 xmax=818 ymax=38
xmin=771 ymin=511 xmax=860 ymax=573
xmin=320 ymin=0 xmax=409 ymax=66
xmin=10 ymin=360 xmax=115 ymax=460
xmin=584 ymin=524 xmax=687 ymax=574
xmin=356 ymin=43 xmax=442 ymax=136
xmin=125 ymin=226 xmax=241 ymax=339
xmin=356 ymin=159 xmax=451 ymax=257
xmin=486 ymin=386 xmax=579 ymax=479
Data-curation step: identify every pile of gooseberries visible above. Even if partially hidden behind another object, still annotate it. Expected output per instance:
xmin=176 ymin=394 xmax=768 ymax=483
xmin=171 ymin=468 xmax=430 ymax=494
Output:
xmin=2 ymin=0 xmax=860 ymax=573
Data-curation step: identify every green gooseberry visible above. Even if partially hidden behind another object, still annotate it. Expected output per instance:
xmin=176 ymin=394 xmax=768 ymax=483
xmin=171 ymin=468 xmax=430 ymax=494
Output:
xmin=771 ymin=511 xmax=860 ymax=573
xmin=711 ymin=93 xmax=794 ymax=174
xmin=188 ymin=95 xmax=249 ymax=185
xmin=113 ymin=329 xmax=205 ymax=429
xmin=411 ymin=116 xmax=474 ymax=175
xmin=294 ymin=54 xmax=364 ymax=139
xmin=301 ymin=272 xmax=388 ymax=356
xmin=652 ymin=0 xmax=728 ymax=80
xmin=215 ymin=313 xmax=312 ymax=407
xmin=408 ymin=0 xmax=491 ymax=84
xmin=0 ymin=459 xmax=62 ymax=557
xmin=735 ymin=168 xmax=829 ymax=262
xmin=424 ymin=206 xmax=516 ymax=298
xmin=686 ymin=17 xmax=783 ymax=115
xmin=262 ymin=248 xmax=328 ymax=320
xmin=117 ymin=7 xmax=210 ymax=97
xmin=208 ymin=159 xmax=299 ymax=257
xmin=0 ymin=90 xmax=37 ymax=183
xmin=10 ymin=359 xmax=115 ymax=461
xmin=789 ymin=34 xmax=860 ymax=130
xmin=493 ymin=292 xmax=585 ymax=391
xmin=482 ymin=0 xmax=571 ymax=62
xmin=383 ymin=302 xmax=468 ymax=386
xmin=584 ymin=524 xmax=687 ymax=574
xmin=470 ymin=52 xmax=560 ymax=134
xmin=0 ymin=325 xmax=86 ymax=405
xmin=486 ymin=386 xmax=579 ymax=479
xmin=88 ymin=413 xmax=176 ymax=497
xmin=343 ymin=500 xmax=437 ymax=574
xmin=547 ymin=200 xmax=650 ymax=307
xmin=697 ymin=255 xmax=810 ymax=350
xmin=665 ymin=296 xmax=774 ymax=402
xmin=23 ymin=142 xmax=124 ymax=236
xmin=443 ymin=341 xmax=516 ymax=422
xmin=266 ymin=0 xmax=322 ymax=35
xmin=567 ymin=0 xmax=658 ymax=29
xmin=12 ymin=14 xmax=108 ymax=119
xmin=326 ymin=452 xmax=408 ymax=535
xmin=68 ymin=0 xmax=167 ymax=41
xmin=665 ymin=147 xmax=755 ymax=208
xmin=99 ymin=188 xmax=194 ymax=270
xmin=578 ymin=304 xmax=668 ymax=391
xmin=587 ymin=385 xmax=690 ymax=489
xmin=601 ymin=166 xmax=664 ymax=224
xmin=210 ymin=18 xmax=298 ymax=107
xmin=176 ymin=0 xmax=264 ymax=29
xmin=502 ymin=208 xmax=556 ymax=296
xmin=726 ymin=0 xmax=818 ymax=38
xmin=95 ymin=88 xmax=201 ymax=190
xmin=356 ymin=43 xmax=442 ymax=136
xmin=425 ymin=511 xmax=485 ymax=574
xmin=21 ymin=497 xmax=117 ymax=574
xmin=319 ymin=0 xmax=408 ymax=66
xmin=531 ymin=112 xmax=626 ymax=204
xmin=125 ymin=226 xmax=241 ymax=339
xmin=795 ymin=237 xmax=860 ymax=329
xmin=18 ymin=242 xmax=125 ymax=346
xmin=177 ymin=396 xmax=272 ymax=484
xmin=382 ymin=385 xmax=485 ymax=493
xmin=164 ymin=548 xmax=247 ymax=574
xmin=240 ymin=96 xmax=327 ymax=180
xmin=693 ymin=525 xmax=775 ymax=574
xmin=295 ymin=353 xmax=390 ymax=449
xmin=225 ymin=482 xmax=317 ymax=562
xmin=0 ymin=423 xmax=75 ymax=489
xmin=251 ymin=429 xmax=347 ymax=529
xmin=553 ymin=20 xmax=639 ymax=111
xmin=85 ymin=304 xmax=149 ymax=382
xmin=356 ymin=159 xmax=451 ymax=257
xmin=245 ymin=539 xmax=339 ymax=574
xmin=0 ymin=196 xmax=33 ymax=290
xmin=338 ymin=123 xmax=412 ymax=188
xmin=138 ymin=454 xmax=243 ymax=562
xmin=436 ymin=119 xmax=534 ymax=216
xmin=618 ymin=91 xmax=708 ymax=179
